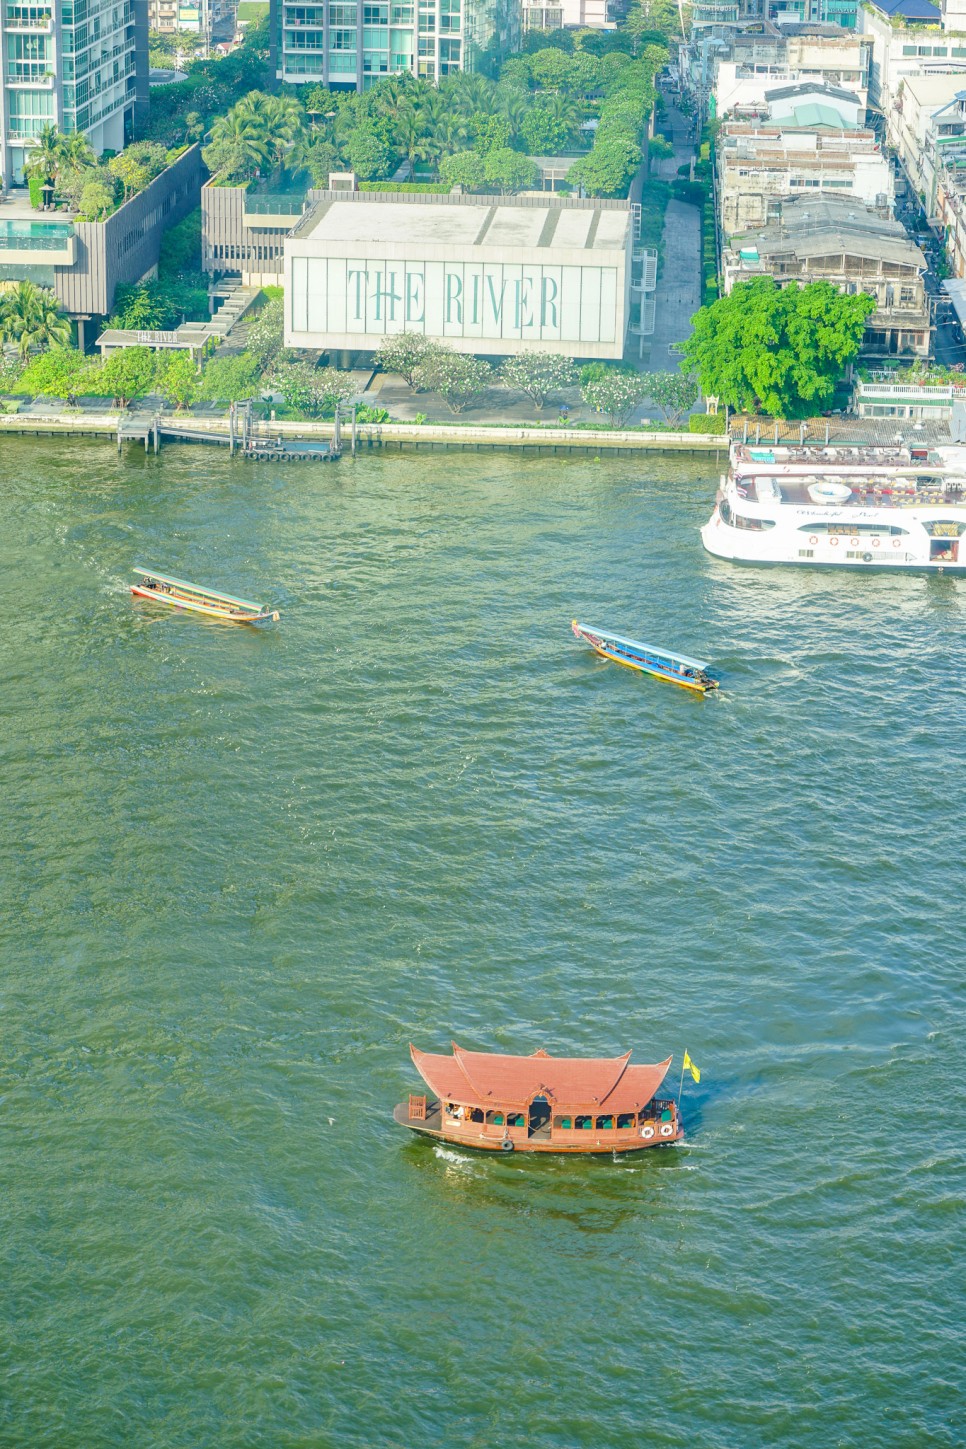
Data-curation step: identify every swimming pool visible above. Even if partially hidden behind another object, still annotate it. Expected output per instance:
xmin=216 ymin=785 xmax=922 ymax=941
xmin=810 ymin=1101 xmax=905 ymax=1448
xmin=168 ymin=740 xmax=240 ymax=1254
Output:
xmin=0 ymin=219 xmax=73 ymax=250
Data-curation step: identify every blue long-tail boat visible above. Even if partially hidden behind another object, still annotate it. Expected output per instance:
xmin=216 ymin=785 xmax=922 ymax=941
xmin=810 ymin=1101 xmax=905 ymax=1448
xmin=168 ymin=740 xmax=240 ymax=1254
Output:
xmin=571 ymin=621 xmax=718 ymax=694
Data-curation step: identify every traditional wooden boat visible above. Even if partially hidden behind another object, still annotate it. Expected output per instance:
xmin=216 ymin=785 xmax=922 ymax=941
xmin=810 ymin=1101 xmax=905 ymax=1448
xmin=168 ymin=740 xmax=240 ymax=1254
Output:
xmin=131 ymin=567 xmax=280 ymax=624
xmin=571 ymin=620 xmax=717 ymax=694
xmin=394 ymin=1043 xmax=682 ymax=1154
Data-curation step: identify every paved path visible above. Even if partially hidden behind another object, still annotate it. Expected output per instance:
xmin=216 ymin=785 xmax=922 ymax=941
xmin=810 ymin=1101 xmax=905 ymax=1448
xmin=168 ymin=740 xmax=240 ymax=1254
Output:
xmin=643 ymin=198 xmax=702 ymax=375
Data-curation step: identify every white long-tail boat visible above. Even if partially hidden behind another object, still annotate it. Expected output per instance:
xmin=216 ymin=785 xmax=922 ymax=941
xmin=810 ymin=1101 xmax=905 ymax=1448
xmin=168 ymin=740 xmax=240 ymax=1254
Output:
xmin=131 ymin=567 xmax=280 ymax=624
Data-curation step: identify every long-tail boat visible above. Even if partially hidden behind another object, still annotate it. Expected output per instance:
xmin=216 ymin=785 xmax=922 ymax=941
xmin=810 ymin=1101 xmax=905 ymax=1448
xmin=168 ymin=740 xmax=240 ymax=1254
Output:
xmin=571 ymin=620 xmax=717 ymax=694
xmin=131 ymin=567 xmax=280 ymax=624
xmin=394 ymin=1043 xmax=682 ymax=1154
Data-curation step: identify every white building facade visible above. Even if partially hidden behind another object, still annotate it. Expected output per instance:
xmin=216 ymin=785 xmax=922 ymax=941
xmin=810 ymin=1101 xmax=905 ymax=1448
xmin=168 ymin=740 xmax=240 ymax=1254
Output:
xmin=0 ymin=0 xmax=147 ymax=185
xmin=284 ymin=192 xmax=632 ymax=357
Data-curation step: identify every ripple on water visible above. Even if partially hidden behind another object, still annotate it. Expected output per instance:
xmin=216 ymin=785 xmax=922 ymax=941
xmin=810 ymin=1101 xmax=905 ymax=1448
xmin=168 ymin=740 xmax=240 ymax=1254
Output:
xmin=1 ymin=441 xmax=964 ymax=1449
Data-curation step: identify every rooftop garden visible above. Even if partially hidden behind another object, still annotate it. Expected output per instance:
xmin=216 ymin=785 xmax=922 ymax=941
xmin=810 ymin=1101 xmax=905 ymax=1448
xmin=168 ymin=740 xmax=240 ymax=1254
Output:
xmin=24 ymin=126 xmax=189 ymax=222
xmin=199 ymin=37 xmax=667 ymax=201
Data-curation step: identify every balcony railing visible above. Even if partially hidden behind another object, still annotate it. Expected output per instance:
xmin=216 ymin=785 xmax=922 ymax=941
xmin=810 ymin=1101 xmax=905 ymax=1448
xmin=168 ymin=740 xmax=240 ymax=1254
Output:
xmin=5 ymin=7 xmax=52 ymax=24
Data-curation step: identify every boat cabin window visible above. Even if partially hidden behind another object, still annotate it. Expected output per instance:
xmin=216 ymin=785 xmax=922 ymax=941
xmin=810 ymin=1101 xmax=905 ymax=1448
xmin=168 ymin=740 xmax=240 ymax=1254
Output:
xmin=595 ymin=1115 xmax=614 ymax=1130
xmin=617 ymin=1113 xmax=635 ymax=1129
xmin=575 ymin=1115 xmax=593 ymax=1131
xmin=507 ymin=1113 xmax=525 ymax=1129
xmin=731 ymin=512 xmax=776 ymax=532
xmin=554 ymin=1116 xmax=573 ymax=1130
xmin=719 ymin=499 xmax=732 ymax=525
xmin=488 ymin=1112 xmax=505 ymax=1126
xmin=469 ymin=1108 xmax=484 ymax=1123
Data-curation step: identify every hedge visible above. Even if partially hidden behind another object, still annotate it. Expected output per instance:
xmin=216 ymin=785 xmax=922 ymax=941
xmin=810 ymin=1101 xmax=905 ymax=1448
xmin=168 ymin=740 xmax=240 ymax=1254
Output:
xmin=690 ymin=411 xmax=726 ymax=434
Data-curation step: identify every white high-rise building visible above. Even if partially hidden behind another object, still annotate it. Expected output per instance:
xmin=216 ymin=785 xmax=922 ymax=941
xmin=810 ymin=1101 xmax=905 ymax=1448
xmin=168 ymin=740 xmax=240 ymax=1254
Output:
xmin=271 ymin=0 xmax=518 ymax=87
xmin=0 ymin=0 xmax=148 ymax=185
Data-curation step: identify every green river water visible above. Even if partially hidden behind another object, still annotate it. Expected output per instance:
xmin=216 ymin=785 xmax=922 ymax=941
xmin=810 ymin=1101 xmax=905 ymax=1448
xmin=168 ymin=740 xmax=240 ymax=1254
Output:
xmin=1 ymin=438 xmax=963 ymax=1448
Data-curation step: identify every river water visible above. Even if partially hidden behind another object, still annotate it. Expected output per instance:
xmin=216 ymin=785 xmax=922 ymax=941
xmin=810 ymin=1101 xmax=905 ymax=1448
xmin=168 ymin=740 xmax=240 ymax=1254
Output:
xmin=2 ymin=438 xmax=963 ymax=1448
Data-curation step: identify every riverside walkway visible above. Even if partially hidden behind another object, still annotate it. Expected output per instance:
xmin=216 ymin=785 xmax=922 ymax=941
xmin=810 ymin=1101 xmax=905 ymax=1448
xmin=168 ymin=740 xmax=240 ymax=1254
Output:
xmin=0 ymin=411 xmax=727 ymax=455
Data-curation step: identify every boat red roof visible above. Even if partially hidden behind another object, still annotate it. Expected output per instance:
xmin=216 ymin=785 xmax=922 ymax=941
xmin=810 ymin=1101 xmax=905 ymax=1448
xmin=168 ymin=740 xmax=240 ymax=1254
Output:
xmin=410 ymin=1044 xmax=672 ymax=1112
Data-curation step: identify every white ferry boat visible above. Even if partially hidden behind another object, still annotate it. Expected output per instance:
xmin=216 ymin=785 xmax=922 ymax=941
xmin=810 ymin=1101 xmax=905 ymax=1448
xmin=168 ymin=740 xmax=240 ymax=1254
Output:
xmin=702 ymin=442 xmax=966 ymax=572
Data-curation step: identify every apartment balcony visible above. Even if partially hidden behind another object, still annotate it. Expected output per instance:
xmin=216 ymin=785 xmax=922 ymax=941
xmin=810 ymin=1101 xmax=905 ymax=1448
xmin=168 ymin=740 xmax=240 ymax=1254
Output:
xmin=5 ymin=67 xmax=54 ymax=86
xmin=4 ymin=6 xmax=53 ymax=26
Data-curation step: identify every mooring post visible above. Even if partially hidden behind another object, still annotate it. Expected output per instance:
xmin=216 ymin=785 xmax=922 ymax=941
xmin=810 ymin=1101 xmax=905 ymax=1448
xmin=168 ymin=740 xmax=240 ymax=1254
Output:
xmin=333 ymin=403 xmax=342 ymax=454
xmin=351 ymin=405 xmax=358 ymax=457
xmin=117 ymin=418 xmax=122 ymax=454
xmin=229 ymin=402 xmax=235 ymax=457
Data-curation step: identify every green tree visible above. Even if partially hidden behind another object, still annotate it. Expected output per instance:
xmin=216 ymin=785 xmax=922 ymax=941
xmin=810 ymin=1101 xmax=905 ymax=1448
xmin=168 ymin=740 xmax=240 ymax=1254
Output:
xmin=681 ymin=278 xmax=875 ymax=418
xmin=647 ymin=135 xmax=674 ymax=171
xmin=566 ymin=138 xmax=639 ymax=196
xmin=645 ymin=369 xmax=699 ymax=425
xmin=500 ymin=350 xmax=578 ymax=409
xmin=78 ymin=179 xmax=116 ymax=220
xmin=156 ymin=351 xmax=198 ymax=410
xmin=473 ymin=113 xmax=512 ymax=157
xmin=580 ymin=366 xmax=649 ymax=426
xmin=528 ymin=48 xmax=572 ymax=90
xmin=345 ymin=126 xmax=390 ymax=181
xmin=98 ymin=347 xmax=157 ymax=406
xmin=374 ymin=331 xmax=443 ymax=391
xmin=196 ymin=352 xmax=262 ymax=403
xmin=521 ymin=99 xmax=579 ymax=156
xmin=15 ymin=347 xmax=88 ymax=400
xmin=0 ymin=281 xmax=72 ymax=360
xmin=625 ymin=0 xmax=683 ymax=47
xmin=439 ymin=150 xmax=486 ymax=190
xmin=110 ymin=283 xmax=170 ymax=330
xmin=416 ymin=348 xmax=492 ymax=412
xmin=483 ymin=147 xmax=538 ymax=194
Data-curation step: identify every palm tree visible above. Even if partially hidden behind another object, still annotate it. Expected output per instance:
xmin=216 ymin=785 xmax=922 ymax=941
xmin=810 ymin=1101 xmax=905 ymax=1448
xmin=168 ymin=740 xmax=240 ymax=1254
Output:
xmin=58 ymin=132 xmax=96 ymax=172
xmin=258 ymin=94 xmax=304 ymax=174
xmin=22 ymin=123 xmax=63 ymax=185
xmin=204 ymin=102 xmax=270 ymax=182
xmin=1 ymin=281 xmax=71 ymax=360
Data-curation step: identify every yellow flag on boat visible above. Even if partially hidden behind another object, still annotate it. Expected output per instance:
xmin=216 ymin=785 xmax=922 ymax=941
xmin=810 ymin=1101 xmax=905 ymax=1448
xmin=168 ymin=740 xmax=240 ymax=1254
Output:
xmin=683 ymin=1051 xmax=701 ymax=1084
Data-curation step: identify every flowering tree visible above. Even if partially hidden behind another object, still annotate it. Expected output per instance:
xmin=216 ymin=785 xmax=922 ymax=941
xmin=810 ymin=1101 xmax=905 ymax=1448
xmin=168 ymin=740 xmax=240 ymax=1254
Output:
xmin=270 ymin=360 xmax=357 ymax=416
xmin=417 ymin=349 xmax=492 ymax=412
xmin=645 ymin=370 xmax=700 ymax=425
xmin=580 ymin=367 xmax=649 ymax=426
xmin=500 ymin=351 xmax=578 ymax=410
xmin=374 ymin=332 xmax=443 ymax=391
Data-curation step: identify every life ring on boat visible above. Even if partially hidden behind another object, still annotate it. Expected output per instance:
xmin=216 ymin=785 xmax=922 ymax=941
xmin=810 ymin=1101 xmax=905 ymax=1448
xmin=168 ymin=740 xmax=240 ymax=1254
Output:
xmin=893 ymin=538 xmax=902 ymax=548
xmin=640 ymin=1125 xmax=655 ymax=1140
xmin=500 ymin=1139 xmax=514 ymax=1153
xmin=872 ymin=538 xmax=881 ymax=548
xmin=829 ymin=536 xmax=840 ymax=547
xmin=863 ymin=553 xmax=873 ymax=563
xmin=659 ymin=1123 xmax=675 ymax=1138
xmin=808 ymin=535 xmax=818 ymax=545
xmin=849 ymin=537 xmax=859 ymax=547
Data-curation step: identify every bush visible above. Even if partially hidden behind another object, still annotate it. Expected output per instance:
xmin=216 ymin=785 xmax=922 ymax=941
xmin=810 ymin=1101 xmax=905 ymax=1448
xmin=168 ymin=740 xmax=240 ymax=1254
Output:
xmin=28 ymin=176 xmax=43 ymax=209
xmin=690 ymin=411 xmax=726 ymax=434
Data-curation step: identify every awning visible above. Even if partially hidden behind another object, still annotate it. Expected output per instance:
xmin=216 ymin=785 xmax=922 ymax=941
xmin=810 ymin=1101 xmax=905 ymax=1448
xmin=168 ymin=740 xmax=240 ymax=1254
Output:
xmin=943 ymin=279 xmax=966 ymax=329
